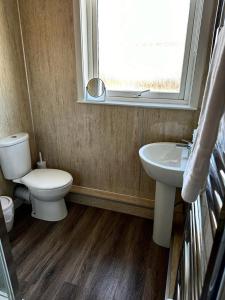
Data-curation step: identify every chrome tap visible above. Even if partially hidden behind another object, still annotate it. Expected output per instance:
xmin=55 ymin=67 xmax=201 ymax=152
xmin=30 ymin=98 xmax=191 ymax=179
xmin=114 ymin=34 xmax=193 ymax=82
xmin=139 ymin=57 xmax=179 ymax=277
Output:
xmin=176 ymin=139 xmax=192 ymax=151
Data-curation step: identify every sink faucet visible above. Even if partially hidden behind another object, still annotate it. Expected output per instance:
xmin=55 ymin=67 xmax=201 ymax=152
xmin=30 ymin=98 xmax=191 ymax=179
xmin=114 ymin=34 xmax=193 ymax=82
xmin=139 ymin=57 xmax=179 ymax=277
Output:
xmin=176 ymin=139 xmax=192 ymax=151
xmin=182 ymin=139 xmax=193 ymax=149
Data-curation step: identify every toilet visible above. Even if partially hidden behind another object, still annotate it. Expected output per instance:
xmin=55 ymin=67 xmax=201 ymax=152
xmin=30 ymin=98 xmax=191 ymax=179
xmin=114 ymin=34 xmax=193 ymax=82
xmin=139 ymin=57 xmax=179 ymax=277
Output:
xmin=0 ymin=133 xmax=73 ymax=221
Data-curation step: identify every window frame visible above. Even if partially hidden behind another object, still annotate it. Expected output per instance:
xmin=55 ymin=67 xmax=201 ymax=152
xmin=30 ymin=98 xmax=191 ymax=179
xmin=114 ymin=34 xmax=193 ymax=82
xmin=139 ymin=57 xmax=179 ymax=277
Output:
xmin=75 ymin=0 xmax=216 ymax=109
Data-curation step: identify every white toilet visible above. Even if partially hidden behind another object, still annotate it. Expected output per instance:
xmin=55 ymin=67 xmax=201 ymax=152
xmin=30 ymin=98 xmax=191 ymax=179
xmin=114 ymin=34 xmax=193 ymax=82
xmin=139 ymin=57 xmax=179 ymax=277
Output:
xmin=0 ymin=133 xmax=73 ymax=221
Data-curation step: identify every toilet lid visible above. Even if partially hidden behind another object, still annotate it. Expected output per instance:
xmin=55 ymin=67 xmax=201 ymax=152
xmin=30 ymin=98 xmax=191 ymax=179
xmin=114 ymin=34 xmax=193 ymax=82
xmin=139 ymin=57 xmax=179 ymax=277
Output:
xmin=21 ymin=169 xmax=73 ymax=190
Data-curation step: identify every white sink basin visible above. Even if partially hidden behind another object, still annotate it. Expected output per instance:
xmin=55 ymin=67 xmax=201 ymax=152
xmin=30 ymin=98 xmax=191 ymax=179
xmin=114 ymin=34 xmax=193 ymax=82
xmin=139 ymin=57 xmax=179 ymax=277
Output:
xmin=139 ymin=142 xmax=189 ymax=187
xmin=139 ymin=142 xmax=189 ymax=248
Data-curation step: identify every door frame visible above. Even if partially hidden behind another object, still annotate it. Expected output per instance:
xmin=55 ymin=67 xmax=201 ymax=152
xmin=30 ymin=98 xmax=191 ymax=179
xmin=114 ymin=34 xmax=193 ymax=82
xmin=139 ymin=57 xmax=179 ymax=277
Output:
xmin=0 ymin=205 xmax=20 ymax=300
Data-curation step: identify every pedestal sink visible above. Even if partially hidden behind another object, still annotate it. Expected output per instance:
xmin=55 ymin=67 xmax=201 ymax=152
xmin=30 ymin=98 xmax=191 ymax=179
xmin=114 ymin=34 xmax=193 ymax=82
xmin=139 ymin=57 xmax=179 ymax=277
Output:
xmin=139 ymin=143 xmax=189 ymax=248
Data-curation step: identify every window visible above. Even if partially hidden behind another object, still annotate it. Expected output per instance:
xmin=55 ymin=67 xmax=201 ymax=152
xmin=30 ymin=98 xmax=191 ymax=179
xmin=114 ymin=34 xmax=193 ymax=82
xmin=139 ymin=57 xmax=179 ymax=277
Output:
xmin=78 ymin=0 xmax=210 ymax=108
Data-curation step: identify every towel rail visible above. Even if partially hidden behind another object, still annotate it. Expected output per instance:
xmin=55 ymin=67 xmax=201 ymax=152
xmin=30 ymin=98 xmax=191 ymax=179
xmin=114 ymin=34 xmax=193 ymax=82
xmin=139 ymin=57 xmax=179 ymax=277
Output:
xmin=174 ymin=129 xmax=225 ymax=299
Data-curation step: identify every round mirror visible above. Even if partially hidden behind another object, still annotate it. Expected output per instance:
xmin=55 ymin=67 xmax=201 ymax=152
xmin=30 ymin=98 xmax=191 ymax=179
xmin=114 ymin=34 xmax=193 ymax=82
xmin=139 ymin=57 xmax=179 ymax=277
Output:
xmin=86 ymin=78 xmax=106 ymax=98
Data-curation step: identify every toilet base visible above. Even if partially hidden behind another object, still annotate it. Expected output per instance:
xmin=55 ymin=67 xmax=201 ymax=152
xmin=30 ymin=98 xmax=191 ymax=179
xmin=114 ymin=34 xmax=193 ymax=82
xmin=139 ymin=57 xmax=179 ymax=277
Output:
xmin=31 ymin=197 xmax=68 ymax=221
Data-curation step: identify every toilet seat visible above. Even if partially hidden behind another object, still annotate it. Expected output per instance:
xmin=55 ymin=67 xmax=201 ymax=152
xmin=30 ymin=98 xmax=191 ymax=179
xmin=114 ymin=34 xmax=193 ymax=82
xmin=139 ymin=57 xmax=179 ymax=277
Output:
xmin=21 ymin=169 xmax=73 ymax=190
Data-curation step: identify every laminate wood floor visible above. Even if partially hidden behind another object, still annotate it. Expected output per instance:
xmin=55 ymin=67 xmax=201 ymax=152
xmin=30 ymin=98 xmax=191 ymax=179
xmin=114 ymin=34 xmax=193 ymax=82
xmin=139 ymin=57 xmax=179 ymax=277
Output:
xmin=10 ymin=203 xmax=169 ymax=300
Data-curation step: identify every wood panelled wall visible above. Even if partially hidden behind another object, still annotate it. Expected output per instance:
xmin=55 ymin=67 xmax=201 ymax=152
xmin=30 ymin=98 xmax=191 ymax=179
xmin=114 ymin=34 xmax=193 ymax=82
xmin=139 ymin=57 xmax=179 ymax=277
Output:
xmin=18 ymin=0 xmax=199 ymax=201
xmin=0 ymin=0 xmax=36 ymax=196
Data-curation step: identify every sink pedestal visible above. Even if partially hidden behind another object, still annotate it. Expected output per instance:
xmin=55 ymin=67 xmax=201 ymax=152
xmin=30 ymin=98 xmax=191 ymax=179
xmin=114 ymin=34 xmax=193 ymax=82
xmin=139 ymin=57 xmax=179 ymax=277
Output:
xmin=153 ymin=181 xmax=176 ymax=248
xmin=139 ymin=142 xmax=188 ymax=248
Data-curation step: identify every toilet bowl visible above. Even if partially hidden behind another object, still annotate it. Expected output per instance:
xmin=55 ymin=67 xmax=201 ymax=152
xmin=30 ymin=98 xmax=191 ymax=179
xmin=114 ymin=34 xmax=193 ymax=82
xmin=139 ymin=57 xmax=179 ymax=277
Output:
xmin=0 ymin=133 xmax=73 ymax=222
xmin=17 ymin=168 xmax=73 ymax=221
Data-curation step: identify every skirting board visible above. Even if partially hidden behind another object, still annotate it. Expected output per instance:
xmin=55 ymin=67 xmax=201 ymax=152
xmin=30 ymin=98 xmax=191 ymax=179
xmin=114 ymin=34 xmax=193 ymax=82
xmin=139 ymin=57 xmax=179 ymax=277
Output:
xmin=68 ymin=185 xmax=184 ymax=221
xmin=67 ymin=193 xmax=154 ymax=219
xmin=70 ymin=185 xmax=155 ymax=208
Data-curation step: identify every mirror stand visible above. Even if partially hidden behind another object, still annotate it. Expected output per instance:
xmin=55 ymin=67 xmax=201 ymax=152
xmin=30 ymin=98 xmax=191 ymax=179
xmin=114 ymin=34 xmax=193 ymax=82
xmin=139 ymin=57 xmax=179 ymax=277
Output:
xmin=86 ymin=89 xmax=106 ymax=102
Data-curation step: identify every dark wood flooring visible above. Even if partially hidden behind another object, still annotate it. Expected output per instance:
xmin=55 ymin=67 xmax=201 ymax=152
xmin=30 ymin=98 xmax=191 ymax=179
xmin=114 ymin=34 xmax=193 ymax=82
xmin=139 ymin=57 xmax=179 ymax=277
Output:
xmin=10 ymin=203 xmax=169 ymax=300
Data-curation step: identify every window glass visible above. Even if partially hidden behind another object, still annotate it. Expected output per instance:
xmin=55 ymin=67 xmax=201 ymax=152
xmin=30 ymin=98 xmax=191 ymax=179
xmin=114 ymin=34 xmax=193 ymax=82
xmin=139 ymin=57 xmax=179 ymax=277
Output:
xmin=98 ymin=0 xmax=191 ymax=93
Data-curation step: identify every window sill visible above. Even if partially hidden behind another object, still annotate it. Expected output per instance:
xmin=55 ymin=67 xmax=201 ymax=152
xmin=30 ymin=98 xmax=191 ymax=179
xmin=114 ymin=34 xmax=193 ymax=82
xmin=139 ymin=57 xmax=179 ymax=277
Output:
xmin=77 ymin=99 xmax=197 ymax=110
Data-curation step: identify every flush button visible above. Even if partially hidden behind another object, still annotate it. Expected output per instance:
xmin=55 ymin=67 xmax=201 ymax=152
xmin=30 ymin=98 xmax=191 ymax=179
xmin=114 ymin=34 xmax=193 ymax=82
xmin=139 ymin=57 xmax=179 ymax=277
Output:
xmin=11 ymin=135 xmax=17 ymax=138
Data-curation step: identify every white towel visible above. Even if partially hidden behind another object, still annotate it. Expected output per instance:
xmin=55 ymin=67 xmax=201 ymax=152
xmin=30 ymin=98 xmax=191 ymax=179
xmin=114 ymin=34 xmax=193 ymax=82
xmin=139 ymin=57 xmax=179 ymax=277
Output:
xmin=181 ymin=27 xmax=225 ymax=203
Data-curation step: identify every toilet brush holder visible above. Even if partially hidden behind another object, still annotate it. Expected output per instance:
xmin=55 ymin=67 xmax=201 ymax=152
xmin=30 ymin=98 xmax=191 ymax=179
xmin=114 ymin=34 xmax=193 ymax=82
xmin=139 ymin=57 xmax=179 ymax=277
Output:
xmin=37 ymin=151 xmax=47 ymax=169
xmin=37 ymin=161 xmax=47 ymax=169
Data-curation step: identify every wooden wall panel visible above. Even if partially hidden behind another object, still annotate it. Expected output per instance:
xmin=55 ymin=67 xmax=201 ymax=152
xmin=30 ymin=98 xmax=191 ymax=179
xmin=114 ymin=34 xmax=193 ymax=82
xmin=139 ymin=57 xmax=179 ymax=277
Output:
xmin=18 ymin=0 xmax=199 ymax=201
xmin=0 ymin=1 xmax=36 ymax=196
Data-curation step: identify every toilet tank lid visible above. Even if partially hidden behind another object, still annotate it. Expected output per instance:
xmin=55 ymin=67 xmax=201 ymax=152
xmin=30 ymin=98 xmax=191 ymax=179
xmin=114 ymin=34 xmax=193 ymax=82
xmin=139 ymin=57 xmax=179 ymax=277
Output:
xmin=0 ymin=133 xmax=29 ymax=148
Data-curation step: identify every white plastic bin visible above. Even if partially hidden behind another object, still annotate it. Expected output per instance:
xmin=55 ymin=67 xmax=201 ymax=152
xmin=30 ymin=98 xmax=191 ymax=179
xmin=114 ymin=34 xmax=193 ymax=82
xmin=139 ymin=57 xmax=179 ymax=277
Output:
xmin=0 ymin=196 xmax=14 ymax=232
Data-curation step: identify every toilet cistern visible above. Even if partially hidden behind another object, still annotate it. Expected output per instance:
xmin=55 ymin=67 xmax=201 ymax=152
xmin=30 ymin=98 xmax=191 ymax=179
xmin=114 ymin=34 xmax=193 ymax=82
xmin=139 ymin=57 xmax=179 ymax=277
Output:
xmin=139 ymin=142 xmax=189 ymax=248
